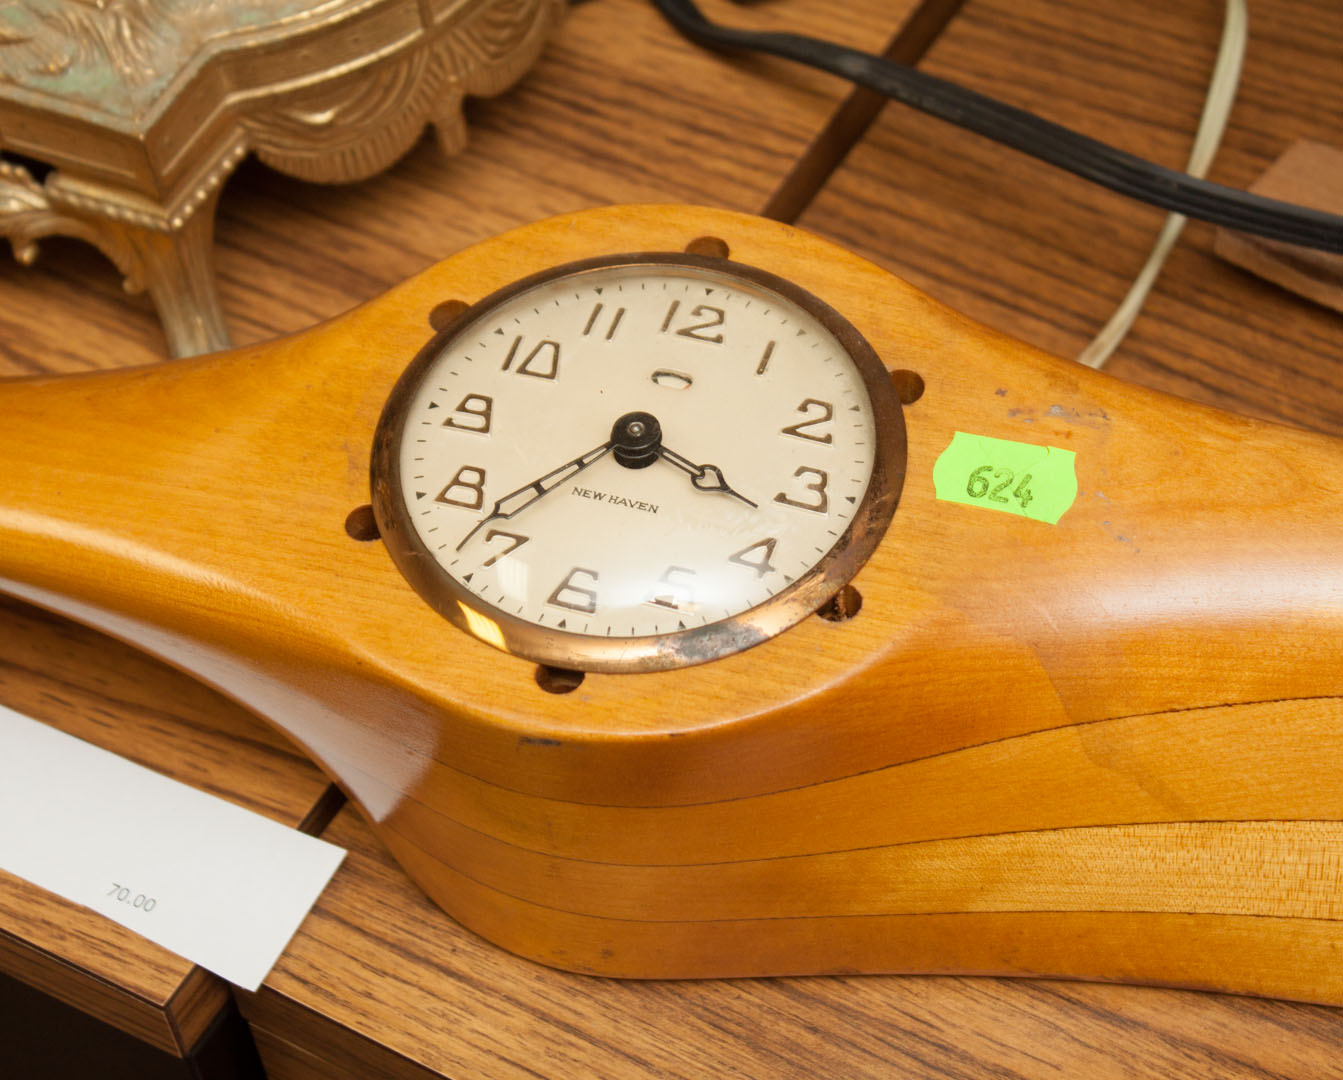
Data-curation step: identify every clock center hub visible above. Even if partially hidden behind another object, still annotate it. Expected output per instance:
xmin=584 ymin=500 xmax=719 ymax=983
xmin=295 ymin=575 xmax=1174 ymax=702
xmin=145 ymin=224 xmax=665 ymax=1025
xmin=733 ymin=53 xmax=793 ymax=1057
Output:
xmin=372 ymin=253 xmax=905 ymax=672
xmin=611 ymin=411 xmax=662 ymax=470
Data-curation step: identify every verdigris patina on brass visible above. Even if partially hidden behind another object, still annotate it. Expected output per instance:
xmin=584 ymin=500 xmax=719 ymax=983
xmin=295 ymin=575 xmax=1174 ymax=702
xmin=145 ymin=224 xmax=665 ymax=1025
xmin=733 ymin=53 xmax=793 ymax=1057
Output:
xmin=0 ymin=0 xmax=565 ymax=356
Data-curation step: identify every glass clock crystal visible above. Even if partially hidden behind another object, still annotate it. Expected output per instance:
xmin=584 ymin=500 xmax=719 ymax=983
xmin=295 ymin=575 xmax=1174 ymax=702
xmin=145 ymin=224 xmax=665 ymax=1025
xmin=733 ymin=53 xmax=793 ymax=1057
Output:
xmin=371 ymin=252 xmax=905 ymax=672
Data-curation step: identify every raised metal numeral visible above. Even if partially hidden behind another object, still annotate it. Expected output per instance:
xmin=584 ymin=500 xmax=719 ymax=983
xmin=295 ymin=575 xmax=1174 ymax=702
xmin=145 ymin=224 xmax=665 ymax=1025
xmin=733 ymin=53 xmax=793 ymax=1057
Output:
xmin=547 ymin=567 xmax=599 ymax=613
xmin=660 ymin=299 xmax=681 ymax=333
xmin=481 ymin=529 xmax=528 ymax=567
xmin=728 ymin=538 xmax=777 ymax=579
xmin=755 ymin=340 xmax=776 ymax=375
xmin=661 ymin=300 xmax=725 ymax=344
xmin=647 ymin=565 xmax=696 ymax=610
xmin=501 ymin=336 xmax=560 ymax=379
xmin=780 ymin=399 xmax=834 ymax=444
xmin=677 ymin=305 xmax=724 ymax=343
xmin=582 ymin=303 xmax=626 ymax=341
xmin=442 ymin=393 xmax=493 ymax=434
xmin=774 ymin=467 xmax=829 ymax=514
xmin=435 ymin=466 xmax=486 ymax=510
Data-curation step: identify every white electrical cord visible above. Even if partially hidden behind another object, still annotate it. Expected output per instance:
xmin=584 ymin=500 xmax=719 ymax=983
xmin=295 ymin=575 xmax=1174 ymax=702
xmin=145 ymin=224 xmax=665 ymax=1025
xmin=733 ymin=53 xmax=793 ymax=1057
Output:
xmin=1077 ymin=0 xmax=1248 ymax=369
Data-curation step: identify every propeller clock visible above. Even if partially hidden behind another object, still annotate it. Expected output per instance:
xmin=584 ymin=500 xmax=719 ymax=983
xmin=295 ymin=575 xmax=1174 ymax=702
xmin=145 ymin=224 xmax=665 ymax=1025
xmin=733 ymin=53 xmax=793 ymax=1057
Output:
xmin=1 ymin=204 xmax=1340 ymax=1003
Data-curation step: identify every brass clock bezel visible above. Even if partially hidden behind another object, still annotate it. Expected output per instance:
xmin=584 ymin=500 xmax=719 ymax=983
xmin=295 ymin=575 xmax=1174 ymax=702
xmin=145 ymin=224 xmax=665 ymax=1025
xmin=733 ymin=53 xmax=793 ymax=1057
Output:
xmin=370 ymin=252 xmax=907 ymax=674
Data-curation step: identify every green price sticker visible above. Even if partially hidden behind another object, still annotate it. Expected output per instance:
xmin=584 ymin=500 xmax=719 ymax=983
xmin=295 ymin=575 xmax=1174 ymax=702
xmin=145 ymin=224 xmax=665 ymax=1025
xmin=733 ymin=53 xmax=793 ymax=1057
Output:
xmin=933 ymin=432 xmax=1077 ymax=524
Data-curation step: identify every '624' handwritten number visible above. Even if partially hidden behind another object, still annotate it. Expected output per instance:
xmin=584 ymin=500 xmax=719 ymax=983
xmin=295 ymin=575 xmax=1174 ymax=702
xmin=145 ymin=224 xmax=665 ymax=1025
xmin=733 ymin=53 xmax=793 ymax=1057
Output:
xmin=966 ymin=465 xmax=1033 ymax=510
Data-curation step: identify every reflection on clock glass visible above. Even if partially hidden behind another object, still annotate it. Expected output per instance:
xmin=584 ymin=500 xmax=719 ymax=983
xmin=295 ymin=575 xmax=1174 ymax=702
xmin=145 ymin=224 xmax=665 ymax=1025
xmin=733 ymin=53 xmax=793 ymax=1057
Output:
xmin=396 ymin=262 xmax=879 ymax=642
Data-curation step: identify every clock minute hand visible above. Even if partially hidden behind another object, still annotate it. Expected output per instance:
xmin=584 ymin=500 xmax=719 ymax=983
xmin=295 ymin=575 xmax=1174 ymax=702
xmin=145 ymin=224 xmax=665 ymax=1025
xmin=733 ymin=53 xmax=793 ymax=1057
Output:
xmin=456 ymin=440 xmax=614 ymax=550
xmin=658 ymin=445 xmax=759 ymax=508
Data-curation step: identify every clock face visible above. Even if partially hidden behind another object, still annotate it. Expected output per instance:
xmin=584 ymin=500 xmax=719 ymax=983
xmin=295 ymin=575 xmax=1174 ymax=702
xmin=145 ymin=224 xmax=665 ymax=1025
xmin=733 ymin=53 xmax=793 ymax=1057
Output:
xmin=371 ymin=253 xmax=904 ymax=672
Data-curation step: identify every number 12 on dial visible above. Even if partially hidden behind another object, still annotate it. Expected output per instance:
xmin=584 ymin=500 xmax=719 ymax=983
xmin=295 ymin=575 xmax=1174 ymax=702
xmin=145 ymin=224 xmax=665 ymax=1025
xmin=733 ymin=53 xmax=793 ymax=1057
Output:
xmin=371 ymin=253 xmax=906 ymax=672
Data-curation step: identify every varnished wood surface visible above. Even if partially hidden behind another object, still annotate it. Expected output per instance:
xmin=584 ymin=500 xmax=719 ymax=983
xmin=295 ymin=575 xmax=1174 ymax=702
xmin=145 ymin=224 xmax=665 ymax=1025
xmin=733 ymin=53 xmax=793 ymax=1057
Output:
xmin=0 ymin=0 xmax=1341 ymax=1076
xmin=3 ymin=199 xmax=1339 ymax=990
xmin=239 ymin=806 xmax=1343 ymax=1080
xmin=0 ymin=597 xmax=335 ymax=1054
xmin=0 ymin=0 xmax=911 ymax=1063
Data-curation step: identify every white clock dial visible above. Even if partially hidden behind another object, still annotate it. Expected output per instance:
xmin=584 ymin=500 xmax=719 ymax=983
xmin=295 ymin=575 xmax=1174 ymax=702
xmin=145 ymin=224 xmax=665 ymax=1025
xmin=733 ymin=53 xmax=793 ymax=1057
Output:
xmin=372 ymin=254 xmax=904 ymax=672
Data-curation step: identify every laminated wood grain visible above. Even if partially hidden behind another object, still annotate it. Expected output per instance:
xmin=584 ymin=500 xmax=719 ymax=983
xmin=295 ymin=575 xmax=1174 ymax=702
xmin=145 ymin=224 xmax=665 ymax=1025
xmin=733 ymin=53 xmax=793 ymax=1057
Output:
xmin=0 ymin=204 xmax=1338 ymax=1000
xmin=241 ymin=806 xmax=1343 ymax=1080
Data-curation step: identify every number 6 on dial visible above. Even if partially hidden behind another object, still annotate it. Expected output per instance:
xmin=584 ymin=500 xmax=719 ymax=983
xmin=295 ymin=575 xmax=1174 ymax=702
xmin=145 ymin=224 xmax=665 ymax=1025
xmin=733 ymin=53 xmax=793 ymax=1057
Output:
xmin=371 ymin=253 xmax=906 ymax=672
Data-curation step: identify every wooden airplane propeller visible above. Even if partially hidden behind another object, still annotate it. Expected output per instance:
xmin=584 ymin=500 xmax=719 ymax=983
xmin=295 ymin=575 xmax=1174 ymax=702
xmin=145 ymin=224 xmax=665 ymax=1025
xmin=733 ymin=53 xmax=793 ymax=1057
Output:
xmin=1 ymin=204 xmax=1339 ymax=1002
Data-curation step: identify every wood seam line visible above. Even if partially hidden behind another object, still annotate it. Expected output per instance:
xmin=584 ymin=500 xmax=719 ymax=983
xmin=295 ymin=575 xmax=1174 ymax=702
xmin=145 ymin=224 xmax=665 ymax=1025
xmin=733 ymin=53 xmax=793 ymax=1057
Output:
xmin=250 ymin=1025 xmax=412 ymax=1080
xmin=380 ymin=812 xmax=1343 ymax=871
xmin=334 ymin=693 xmax=1343 ymax=812
xmin=163 ymin=974 xmax=192 ymax=1057
xmin=250 ymin=992 xmax=440 ymax=1080
xmin=298 ymin=782 xmax=349 ymax=836
xmin=0 ymin=927 xmax=175 ymax=1036
xmin=760 ymin=0 xmax=970 ymax=224
xmin=165 ymin=965 xmax=230 ymax=1056
xmin=390 ymin=836 xmax=1343 ymax=927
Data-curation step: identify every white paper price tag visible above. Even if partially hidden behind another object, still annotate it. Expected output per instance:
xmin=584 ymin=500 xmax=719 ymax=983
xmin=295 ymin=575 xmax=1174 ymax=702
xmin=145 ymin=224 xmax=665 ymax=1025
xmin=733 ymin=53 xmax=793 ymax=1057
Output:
xmin=0 ymin=704 xmax=346 ymax=990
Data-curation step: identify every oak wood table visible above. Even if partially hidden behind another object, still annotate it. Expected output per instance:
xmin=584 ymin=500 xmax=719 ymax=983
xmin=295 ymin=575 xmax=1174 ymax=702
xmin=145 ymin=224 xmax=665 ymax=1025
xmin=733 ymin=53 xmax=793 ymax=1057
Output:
xmin=1 ymin=0 xmax=1340 ymax=1076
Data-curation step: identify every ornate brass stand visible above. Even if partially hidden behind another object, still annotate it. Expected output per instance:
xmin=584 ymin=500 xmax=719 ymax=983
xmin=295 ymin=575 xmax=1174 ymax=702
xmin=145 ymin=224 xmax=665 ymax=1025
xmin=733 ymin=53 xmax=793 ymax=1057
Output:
xmin=0 ymin=0 xmax=564 ymax=357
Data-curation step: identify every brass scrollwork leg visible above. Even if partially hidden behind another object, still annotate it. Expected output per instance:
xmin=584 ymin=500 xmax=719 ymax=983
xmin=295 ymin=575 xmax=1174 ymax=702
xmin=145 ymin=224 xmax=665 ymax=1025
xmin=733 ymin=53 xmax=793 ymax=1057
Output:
xmin=110 ymin=190 xmax=230 ymax=358
xmin=1 ymin=161 xmax=230 ymax=358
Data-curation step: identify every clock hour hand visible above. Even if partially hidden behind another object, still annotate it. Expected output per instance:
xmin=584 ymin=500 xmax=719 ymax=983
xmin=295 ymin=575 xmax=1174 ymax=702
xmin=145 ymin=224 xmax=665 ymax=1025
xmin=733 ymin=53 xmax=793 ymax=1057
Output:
xmin=658 ymin=445 xmax=759 ymax=508
xmin=608 ymin=411 xmax=757 ymax=508
xmin=456 ymin=440 xmax=614 ymax=550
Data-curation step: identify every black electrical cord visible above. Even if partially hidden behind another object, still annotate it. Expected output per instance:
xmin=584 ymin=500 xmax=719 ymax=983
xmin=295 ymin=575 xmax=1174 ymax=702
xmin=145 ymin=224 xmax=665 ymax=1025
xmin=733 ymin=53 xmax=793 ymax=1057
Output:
xmin=649 ymin=0 xmax=1343 ymax=254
